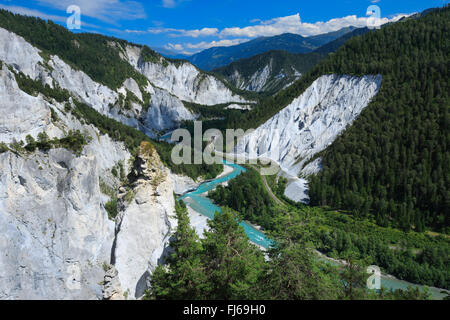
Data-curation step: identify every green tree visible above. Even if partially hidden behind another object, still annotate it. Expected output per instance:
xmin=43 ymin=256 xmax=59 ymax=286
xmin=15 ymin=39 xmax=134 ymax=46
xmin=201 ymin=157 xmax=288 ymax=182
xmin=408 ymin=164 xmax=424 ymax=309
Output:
xmin=149 ymin=199 xmax=208 ymax=300
xmin=201 ymin=208 xmax=266 ymax=299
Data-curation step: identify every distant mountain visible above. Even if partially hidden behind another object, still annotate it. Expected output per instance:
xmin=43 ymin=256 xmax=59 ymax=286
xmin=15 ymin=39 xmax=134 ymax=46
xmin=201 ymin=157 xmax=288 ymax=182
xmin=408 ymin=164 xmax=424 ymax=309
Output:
xmin=213 ymin=27 xmax=369 ymax=94
xmin=213 ymin=51 xmax=326 ymax=94
xmin=186 ymin=27 xmax=355 ymax=71
xmin=314 ymin=27 xmax=370 ymax=54
xmin=152 ymin=47 xmax=191 ymax=60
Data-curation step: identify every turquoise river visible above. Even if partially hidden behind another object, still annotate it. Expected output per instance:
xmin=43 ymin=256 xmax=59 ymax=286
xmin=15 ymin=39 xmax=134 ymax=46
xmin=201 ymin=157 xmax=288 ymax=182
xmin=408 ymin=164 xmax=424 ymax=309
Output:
xmin=178 ymin=160 xmax=448 ymax=299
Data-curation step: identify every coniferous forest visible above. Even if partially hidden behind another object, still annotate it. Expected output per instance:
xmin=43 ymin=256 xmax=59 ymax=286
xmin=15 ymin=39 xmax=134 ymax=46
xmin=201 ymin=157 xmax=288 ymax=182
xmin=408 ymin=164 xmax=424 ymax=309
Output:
xmin=307 ymin=7 xmax=449 ymax=233
xmin=218 ymin=7 xmax=449 ymax=233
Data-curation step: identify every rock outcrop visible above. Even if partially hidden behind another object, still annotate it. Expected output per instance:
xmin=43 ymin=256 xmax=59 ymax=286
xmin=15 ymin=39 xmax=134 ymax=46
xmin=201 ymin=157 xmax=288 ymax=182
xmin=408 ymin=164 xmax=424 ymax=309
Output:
xmin=0 ymin=148 xmax=115 ymax=299
xmin=124 ymin=47 xmax=249 ymax=106
xmin=110 ymin=142 xmax=177 ymax=299
xmin=235 ymin=74 xmax=382 ymax=202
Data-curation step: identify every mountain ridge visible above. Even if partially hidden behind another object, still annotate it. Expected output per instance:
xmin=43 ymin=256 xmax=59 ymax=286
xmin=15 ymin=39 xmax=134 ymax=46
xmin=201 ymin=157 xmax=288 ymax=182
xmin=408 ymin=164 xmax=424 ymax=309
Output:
xmin=184 ymin=27 xmax=356 ymax=70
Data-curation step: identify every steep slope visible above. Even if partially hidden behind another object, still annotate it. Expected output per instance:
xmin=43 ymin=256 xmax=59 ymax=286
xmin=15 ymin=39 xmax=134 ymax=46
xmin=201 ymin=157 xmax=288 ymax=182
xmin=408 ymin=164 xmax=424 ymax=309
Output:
xmin=122 ymin=45 xmax=248 ymax=106
xmin=307 ymin=6 xmax=450 ymax=232
xmin=233 ymin=6 xmax=449 ymax=232
xmin=235 ymin=74 xmax=382 ymax=203
xmin=110 ymin=142 xmax=177 ymax=299
xmin=0 ymin=10 xmax=249 ymax=134
xmin=0 ymin=61 xmax=129 ymax=299
xmin=213 ymin=28 xmax=369 ymax=95
xmin=0 ymin=53 xmax=181 ymax=300
xmin=187 ymin=29 xmax=354 ymax=70
xmin=214 ymin=51 xmax=325 ymax=94
xmin=0 ymin=24 xmax=183 ymax=300
xmin=313 ymin=27 xmax=370 ymax=54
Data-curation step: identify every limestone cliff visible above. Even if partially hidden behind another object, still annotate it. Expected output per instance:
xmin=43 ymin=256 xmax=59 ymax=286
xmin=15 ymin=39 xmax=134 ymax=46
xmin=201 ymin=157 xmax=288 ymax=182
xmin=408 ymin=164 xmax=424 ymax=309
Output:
xmin=108 ymin=142 xmax=177 ymax=300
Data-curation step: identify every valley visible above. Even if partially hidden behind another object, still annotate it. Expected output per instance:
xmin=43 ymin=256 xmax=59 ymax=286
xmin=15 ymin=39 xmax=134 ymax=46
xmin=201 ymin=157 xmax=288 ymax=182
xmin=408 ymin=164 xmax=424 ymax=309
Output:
xmin=0 ymin=3 xmax=448 ymax=301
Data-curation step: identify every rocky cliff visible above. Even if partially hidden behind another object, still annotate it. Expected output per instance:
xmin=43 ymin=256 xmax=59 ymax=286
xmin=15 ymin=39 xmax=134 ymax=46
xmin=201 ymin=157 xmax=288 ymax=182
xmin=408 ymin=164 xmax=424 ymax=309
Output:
xmin=235 ymin=74 xmax=382 ymax=202
xmin=0 ymin=26 xmax=249 ymax=136
xmin=0 ymin=28 xmax=178 ymax=299
xmin=108 ymin=142 xmax=177 ymax=299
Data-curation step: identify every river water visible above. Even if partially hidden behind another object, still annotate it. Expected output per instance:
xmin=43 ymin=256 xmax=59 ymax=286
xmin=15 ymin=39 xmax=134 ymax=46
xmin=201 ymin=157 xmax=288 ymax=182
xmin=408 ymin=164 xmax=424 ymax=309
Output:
xmin=178 ymin=160 xmax=448 ymax=299
xmin=179 ymin=160 xmax=273 ymax=248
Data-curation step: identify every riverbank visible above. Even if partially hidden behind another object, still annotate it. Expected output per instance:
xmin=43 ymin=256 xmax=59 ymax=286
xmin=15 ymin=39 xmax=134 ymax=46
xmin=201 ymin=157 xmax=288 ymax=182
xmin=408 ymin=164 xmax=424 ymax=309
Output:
xmin=314 ymin=250 xmax=449 ymax=300
xmin=171 ymin=162 xmax=233 ymax=196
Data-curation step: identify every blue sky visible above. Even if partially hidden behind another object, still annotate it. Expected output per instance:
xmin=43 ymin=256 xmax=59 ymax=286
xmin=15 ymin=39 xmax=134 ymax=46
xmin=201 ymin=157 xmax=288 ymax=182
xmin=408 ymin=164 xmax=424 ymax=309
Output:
xmin=1 ymin=0 xmax=448 ymax=55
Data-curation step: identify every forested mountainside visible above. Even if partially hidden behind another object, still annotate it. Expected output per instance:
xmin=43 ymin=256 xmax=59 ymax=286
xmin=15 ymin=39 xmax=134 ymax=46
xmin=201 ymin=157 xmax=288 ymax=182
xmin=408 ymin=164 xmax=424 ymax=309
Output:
xmin=220 ymin=6 xmax=449 ymax=233
xmin=307 ymin=7 xmax=449 ymax=233
xmin=213 ymin=51 xmax=325 ymax=94
xmin=212 ymin=28 xmax=371 ymax=95
xmin=186 ymin=28 xmax=355 ymax=71
xmin=0 ymin=9 xmax=264 ymax=180
xmin=313 ymin=27 xmax=371 ymax=53
xmin=0 ymin=9 xmax=252 ymax=103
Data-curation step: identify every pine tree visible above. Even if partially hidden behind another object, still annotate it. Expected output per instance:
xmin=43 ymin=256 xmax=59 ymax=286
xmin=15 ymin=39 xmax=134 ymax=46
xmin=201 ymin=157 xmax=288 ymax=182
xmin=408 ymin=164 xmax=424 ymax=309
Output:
xmin=149 ymin=199 xmax=208 ymax=300
xmin=201 ymin=208 xmax=265 ymax=300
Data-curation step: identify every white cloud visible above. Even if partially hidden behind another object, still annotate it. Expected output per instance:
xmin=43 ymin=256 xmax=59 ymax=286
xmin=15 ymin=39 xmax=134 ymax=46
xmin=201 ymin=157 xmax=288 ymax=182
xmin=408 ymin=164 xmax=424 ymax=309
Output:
xmin=123 ymin=12 xmax=410 ymax=40
xmin=161 ymin=0 xmax=189 ymax=8
xmin=219 ymin=13 xmax=411 ymax=38
xmin=0 ymin=4 xmax=101 ymax=29
xmin=0 ymin=4 xmax=67 ymax=23
xmin=162 ymin=0 xmax=176 ymax=8
xmin=125 ymin=26 xmax=219 ymax=38
xmin=156 ymin=12 xmax=410 ymax=54
xmin=165 ymin=38 xmax=248 ymax=54
xmin=185 ymin=38 xmax=248 ymax=50
xmin=146 ymin=27 xmax=218 ymax=38
xmin=35 ymin=0 xmax=146 ymax=24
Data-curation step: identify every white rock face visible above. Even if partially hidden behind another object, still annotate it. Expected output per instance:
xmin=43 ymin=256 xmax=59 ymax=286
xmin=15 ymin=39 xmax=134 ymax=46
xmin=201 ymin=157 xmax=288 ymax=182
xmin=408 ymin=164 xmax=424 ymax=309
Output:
xmin=0 ymin=58 xmax=133 ymax=299
xmin=170 ymin=173 xmax=198 ymax=195
xmin=0 ymin=37 xmax=177 ymax=299
xmin=119 ymin=78 xmax=143 ymax=102
xmin=112 ymin=143 xmax=177 ymax=299
xmin=0 ymin=28 xmax=43 ymax=79
xmin=235 ymin=74 xmax=382 ymax=202
xmin=225 ymin=61 xmax=302 ymax=93
xmin=246 ymin=63 xmax=271 ymax=92
xmin=0 ymin=66 xmax=58 ymax=143
xmin=0 ymin=149 xmax=115 ymax=300
xmin=0 ymin=27 xmax=201 ymax=137
xmin=127 ymin=50 xmax=248 ymax=105
xmin=142 ymin=87 xmax=196 ymax=134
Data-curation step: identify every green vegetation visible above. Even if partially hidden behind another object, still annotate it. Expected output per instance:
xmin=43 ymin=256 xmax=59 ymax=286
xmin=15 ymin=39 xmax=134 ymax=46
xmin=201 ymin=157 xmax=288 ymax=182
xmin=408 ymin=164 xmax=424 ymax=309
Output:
xmin=140 ymin=45 xmax=160 ymax=64
xmin=306 ymin=208 xmax=450 ymax=289
xmin=307 ymin=7 xmax=450 ymax=233
xmin=11 ymin=68 xmax=71 ymax=103
xmin=21 ymin=130 xmax=89 ymax=155
xmin=214 ymin=50 xmax=326 ymax=94
xmin=209 ymin=167 xmax=277 ymax=230
xmin=148 ymin=202 xmax=341 ymax=300
xmin=212 ymin=7 xmax=450 ymax=233
xmin=0 ymin=9 xmax=149 ymax=90
xmin=182 ymin=101 xmax=251 ymax=121
xmin=210 ymin=165 xmax=450 ymax=289
xmin=99 ymin=178 xmax=118 ymax=220
xmin=71 ymin=100 xmax=222 ymax=180
xmin=0 ymin=142 xmax=9 ymax=154
xmin=148 ymin=197 xmax=433 ymax=300
xmin=104 ymin=197 xmax=118 ymax=220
